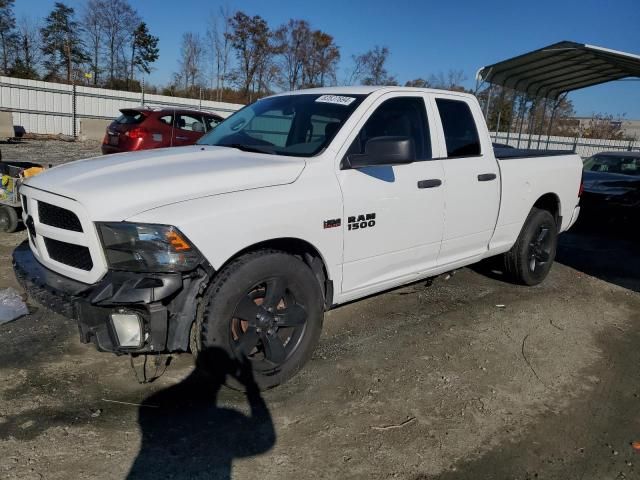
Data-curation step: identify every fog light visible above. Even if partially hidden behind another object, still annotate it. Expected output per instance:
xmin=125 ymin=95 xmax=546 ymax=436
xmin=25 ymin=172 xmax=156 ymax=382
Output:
xmin=110 ymin=312 xmax=143 ymax=348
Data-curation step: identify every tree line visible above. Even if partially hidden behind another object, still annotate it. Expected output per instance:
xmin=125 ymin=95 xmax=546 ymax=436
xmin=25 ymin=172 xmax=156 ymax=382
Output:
xmin=0 ymin=1 xmax=628 ymax=139
xmin=0 ymin=0 xmax=158 ymax=90
xmin=0 ymin=0 xmax=470 ymax=103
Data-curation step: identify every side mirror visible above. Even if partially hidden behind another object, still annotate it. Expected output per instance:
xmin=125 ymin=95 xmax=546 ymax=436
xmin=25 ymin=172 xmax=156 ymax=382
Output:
xmin=344 ymin=136 xmax=415 ymax=169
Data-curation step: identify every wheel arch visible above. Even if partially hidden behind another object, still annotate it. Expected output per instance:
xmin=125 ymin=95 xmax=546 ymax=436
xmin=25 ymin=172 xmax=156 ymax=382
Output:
xmin=216 ymin=237 xmax=334 ymax=309
xmin=532 ymin=192 xmax=561 ymax=226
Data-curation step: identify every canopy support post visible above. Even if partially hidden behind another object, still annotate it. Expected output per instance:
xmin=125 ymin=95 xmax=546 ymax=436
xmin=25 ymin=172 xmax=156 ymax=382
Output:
xmin=516 ymin=96 xmax=528 ymax=149
xmin=536 ymin=98 xmax=548 ymax=149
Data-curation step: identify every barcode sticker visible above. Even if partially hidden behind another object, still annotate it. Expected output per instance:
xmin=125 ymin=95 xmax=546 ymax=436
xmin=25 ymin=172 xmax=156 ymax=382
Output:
xmin=315 ymin=95 xmax=356 ymax=106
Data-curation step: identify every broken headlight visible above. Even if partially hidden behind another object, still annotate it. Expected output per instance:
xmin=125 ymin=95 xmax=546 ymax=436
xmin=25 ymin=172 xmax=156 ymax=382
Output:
xmin=96 ymin=222 xmax=202 ymax=273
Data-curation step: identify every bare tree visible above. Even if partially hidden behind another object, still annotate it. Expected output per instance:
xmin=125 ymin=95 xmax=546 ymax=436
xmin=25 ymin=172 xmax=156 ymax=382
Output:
xmin=206 ymin=6 xmax=233 ymax=100
xmin=82 ymin=0 xmax=102 ymax=85
xmin=302 ymin=30 xmax=339 ymax=87
xmin=274 ymin=20 xmax=339 ymax=90
xmin=349 ymin=46 xmax=396 ymax=86
xmin=12 ymin=15 xmax=41 ymax=78
xmin=404 ymin=78 xmax=429 ymax=88
xmin=582 ymin=114 xmax=626 ymax=140
xmin=225 ymin=11 xmax=273 ymax=100
xmin=96 ymin=0 xmax=139 ymax=84
xmin=428 ymin=69 xmax=467 ymax=91
xmin=274 ymin=19 xmax=310 ymax=90
xmin=177 ymin=32 xmax=204 ymax=92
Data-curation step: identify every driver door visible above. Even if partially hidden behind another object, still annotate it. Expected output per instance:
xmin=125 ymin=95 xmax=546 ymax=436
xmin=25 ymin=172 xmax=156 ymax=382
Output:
xmin=337 ymin=93 xmax=445 ymax=296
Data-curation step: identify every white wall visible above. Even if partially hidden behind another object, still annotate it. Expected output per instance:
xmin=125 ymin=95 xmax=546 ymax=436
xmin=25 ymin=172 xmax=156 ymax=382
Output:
xmin=0 ymin=76 xmax=243 ymax=136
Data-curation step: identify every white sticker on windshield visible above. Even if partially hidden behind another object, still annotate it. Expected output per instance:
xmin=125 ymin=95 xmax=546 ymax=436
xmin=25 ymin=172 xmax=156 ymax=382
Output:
xmin=315 ymin=95 xmax=356 ymax=106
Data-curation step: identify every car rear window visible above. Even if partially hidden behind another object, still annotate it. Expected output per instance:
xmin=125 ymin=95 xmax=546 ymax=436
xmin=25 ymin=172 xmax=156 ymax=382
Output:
xmin=115 ymin=111 xmax=146 ymax=125
xmin=583 ymin=155 xmax=640 ymax=175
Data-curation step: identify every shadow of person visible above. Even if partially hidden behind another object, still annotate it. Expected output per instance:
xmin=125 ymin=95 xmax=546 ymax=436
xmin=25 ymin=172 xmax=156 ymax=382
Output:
xmin=127 ymin=347 xmax=276 ymax=480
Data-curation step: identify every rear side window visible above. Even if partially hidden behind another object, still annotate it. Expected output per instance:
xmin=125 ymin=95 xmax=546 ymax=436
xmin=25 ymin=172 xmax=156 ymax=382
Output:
xmin=158 ymin=114 xmax=173 ymax=125
xmin=176 ymin=114 xmax=205 ymax=132
xmin=435 ymin=98 xmax=481 ymax=157
xmin=204 ymin=115 xmax=221 ymax=131
xmin=115 ymin=111 xmax=145 ymax=125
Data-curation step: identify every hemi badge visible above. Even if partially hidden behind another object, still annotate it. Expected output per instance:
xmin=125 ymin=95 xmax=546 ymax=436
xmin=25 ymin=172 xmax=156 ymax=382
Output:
xmin=323 ymin=219 xmax=341 ymax=229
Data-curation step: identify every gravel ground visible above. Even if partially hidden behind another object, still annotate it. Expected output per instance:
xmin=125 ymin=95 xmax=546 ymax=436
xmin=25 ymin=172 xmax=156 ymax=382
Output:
xmin=1 ymin=139 xmax=102 ymax=167
xmin=1 ymin=140 xmax=639 ymax=480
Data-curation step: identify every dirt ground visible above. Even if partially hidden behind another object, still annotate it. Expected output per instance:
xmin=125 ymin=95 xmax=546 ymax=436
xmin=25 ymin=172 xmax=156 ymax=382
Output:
xmin=1 ymin=141 xmax=640 ymax=480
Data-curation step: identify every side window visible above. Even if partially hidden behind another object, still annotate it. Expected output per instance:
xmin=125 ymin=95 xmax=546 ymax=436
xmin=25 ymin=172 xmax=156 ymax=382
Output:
xmin=435 ymin=98 xmax=481 ymax=157
xmin=204 ymin=115 xmax=221 ymax=131
xmin=348 ymin=97 xmax=431 ymax=160
xmin=176 ymin=114 xmax=205 ymax=133
xmin=158 ymin=114 xmax=173 ymax=126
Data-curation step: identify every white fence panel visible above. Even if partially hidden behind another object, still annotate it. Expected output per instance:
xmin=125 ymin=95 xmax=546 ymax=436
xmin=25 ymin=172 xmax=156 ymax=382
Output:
xmin=492 ymin=131 xmax=640 ymax=158
xmin=0 ymin=76 xmax=243 ymax=136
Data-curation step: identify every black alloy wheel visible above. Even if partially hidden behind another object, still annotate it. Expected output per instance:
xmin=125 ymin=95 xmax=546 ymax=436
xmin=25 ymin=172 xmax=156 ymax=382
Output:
xmin=230 ymin=277 xmax=308 ymax=370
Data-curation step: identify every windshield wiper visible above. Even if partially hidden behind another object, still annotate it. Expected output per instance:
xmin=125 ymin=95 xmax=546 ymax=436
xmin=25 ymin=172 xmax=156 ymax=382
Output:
xmin=223 ymin=143 xmax=273 ymax=154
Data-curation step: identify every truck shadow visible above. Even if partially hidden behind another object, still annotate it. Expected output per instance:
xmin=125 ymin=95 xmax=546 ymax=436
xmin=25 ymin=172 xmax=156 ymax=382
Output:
xmin=471 ymin=217 xmax=639 ymax=293
xmin=127 ymin=347 xmax=276 ymax=480
xmin=556 ymin=218 xmax=640 ymax=293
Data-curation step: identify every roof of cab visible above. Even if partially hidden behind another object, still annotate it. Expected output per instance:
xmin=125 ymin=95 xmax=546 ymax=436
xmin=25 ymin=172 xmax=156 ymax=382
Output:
xmin=269 ymin=85 xmax=476 ymax=99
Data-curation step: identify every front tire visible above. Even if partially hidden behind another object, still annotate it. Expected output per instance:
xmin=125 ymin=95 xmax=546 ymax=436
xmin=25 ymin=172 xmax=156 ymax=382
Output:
xmin=197 ymin=250 xmax=324 ymax=390
xmin=503 ymin=207 xmax=558 ymax=286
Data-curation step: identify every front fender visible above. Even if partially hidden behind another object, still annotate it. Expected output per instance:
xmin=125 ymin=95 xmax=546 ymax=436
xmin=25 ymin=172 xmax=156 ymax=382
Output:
xmin=128 ymin=170 xmax=344 ymax=289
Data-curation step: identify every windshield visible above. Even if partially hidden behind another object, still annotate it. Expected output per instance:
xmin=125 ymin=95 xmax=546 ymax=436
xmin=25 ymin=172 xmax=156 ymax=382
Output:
xmin=583 ymin=154 xmax=640 ymax=176
xmin=197 ymin=94 xmax=366 ymax=157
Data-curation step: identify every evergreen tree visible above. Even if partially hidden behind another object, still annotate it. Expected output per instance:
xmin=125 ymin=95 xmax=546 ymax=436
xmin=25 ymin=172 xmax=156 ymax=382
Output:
xmin=40 ymin=2 xmax=87 ymax=82
xmin=129 ymin=22 xmax=158 ymax=83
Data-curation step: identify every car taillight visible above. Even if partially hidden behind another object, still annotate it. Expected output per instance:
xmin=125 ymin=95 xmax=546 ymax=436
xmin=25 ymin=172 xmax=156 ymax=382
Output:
xmin=102 ymin=133 xmax=109 ymax=144
xmin=125 ymin=127 xmax=148 ymax=139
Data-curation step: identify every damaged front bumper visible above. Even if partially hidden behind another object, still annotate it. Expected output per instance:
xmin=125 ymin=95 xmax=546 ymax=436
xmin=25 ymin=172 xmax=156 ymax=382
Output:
xmin=12 ymin=240 xmax=208 ymax=354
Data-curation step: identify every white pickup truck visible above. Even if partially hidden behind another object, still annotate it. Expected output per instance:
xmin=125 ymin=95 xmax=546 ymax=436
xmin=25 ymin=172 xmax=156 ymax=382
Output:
xmin=13 ymin=87 xmax=583 ymax=389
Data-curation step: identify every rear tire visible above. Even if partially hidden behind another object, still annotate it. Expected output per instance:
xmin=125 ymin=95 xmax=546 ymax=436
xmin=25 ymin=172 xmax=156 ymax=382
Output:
xmin=196 ymin=250 xmax=324 ymax=391
xmin=503 ymin=207 xmax=558 ymax=286
xmin=0 ymin=206 xmax=19 ymax=233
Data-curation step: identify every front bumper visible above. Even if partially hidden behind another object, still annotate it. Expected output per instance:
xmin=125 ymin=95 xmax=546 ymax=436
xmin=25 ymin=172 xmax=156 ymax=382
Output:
xmin=12 ymin=240 xmax=207 ymax=354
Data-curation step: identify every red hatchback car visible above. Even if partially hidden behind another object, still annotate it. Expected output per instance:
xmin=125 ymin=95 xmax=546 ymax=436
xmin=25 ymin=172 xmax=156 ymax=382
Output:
xmin=101 ymin=107 xmax=223 ymax=154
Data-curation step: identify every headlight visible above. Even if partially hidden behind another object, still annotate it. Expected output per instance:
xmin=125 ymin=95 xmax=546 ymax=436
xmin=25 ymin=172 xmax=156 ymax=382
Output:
xmin=96 ymin=222 xmax=202 ymax=273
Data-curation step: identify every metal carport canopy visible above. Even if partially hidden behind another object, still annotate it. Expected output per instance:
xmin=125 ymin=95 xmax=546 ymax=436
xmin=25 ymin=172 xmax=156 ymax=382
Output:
xmin=476 ymin=41 xmax=640 ymax=99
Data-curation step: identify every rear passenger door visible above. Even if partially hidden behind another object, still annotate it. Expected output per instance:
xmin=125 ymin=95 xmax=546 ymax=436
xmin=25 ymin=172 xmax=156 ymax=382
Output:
xmin=172 ymin=113 xmax=206 ymax=146
xmin=431 ymin=95 xmax=500 ymax=265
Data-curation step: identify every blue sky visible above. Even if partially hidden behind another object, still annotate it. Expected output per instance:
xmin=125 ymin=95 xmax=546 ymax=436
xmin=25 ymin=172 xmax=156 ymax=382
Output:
xmin=16 ymin=0 xmax=640 ymax=118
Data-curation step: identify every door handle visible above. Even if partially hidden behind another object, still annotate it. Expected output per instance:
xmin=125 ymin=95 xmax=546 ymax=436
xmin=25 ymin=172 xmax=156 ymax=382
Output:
xmin=176 ymin=136 xmax=189 ymax=140
xmin=477 ymin=173 xmax=497 ymax=182
xmin=417 ymin=179 xmax=442 ymax=189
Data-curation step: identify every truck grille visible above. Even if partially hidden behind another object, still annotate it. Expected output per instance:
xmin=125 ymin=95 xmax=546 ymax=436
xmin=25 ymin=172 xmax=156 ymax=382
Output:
xmin=44 ymin=237 xmax=93 ymax=271
xmin=20 ymin=186 xmax=107 ymax=284
xmin=38 ymin=201 xmax=83 ymax=232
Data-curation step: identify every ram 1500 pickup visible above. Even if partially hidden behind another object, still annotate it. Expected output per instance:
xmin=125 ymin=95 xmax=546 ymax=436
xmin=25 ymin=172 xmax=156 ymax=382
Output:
xmin=13 ymin=87 xmax=583 ymax=389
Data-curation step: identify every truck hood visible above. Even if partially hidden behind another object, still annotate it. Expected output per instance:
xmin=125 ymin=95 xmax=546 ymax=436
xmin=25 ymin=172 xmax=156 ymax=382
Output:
xmin=23 ymin=145 xmax=306 ymax=220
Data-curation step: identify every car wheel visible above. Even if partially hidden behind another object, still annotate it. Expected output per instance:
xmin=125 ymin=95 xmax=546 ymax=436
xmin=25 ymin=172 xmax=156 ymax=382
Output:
xmin=196 ymin=250 xmax=324 ymax=390
xmin=503 ymin=207 xmax=558 ymax=286
xmin=0 ymin=206 xmax=19 ymax=233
